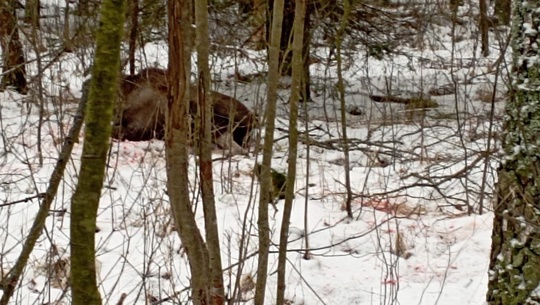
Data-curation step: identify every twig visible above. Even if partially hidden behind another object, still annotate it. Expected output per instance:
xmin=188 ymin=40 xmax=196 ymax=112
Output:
xmin=0 ymin=193 xmax=45 ymax=207
xmin=115 ymin=293 xmax=127 ymax=305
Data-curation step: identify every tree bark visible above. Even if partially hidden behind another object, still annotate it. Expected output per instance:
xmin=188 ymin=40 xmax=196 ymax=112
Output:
xmin=479 ymin=0 xmax=489 ymax=57
xmin=70 ymin=0 xmax=125 ymax=305
xmin=267 ymin=0 xmax=311 ymax=101
xmin=301 ymin=3 xmax=312 ymax=103
xmin=267 ymin=0 xmax=294 ymax=75
xmin=335 ymin=0 xmax=353 ymax=218
xmin=128 ymin=0 xmax=139 ymax=76
xmin=194 ymin=0 xmax=225 ymax=303
xmin=275 ymin=0 xmax=305 ymax=303
xmin=0 ymin=0 xmax=28 ymax=94
xmin=254 ymin=0 xmax=284 ymax=304
xmin=165 ymin=1 xmax=211 ymax=304
xmin=486 ymin=0 xmax=540 ymax=304
xmin=63 ymin=0 xmax=73 ymax=52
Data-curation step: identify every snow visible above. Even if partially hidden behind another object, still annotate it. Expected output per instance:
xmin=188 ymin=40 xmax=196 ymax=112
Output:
xmin=0 ymin=1 xmax=508 ymax=304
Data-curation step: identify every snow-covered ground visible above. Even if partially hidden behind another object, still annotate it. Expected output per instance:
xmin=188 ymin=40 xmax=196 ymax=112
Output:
xmin=0 ymin=1 xmax=508 ymax=304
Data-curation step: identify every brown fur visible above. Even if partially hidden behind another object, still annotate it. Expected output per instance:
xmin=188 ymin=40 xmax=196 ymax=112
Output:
xmin=112 ymin=68 xmax=258 ymax=153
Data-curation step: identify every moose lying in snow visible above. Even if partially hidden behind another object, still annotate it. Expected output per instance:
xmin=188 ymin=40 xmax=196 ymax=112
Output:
xmin=112 ymin=68 xmax=258 ymax=155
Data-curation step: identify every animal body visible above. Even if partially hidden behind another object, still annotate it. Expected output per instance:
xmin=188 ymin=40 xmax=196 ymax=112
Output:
xmin=253 ymin=162 xmax=288 ymax=216
xmin=253 ymin=163 xmax=287 ymax=203
xmin=112 ymin=68 xmax=258 ymax=155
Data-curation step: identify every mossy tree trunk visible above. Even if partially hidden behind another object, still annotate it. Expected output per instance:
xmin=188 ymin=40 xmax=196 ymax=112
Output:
xmin=0 ymin=0 xmax=27 ymax=94
xmin=486 ymin=0 xmax=540 ymax=304
xmin=69 ymin=0 xmax=125 ymax=304
xmin=275 ymin=0 xmax=305 ymax=303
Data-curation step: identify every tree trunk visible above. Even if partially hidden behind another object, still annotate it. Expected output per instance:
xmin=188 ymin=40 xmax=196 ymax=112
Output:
xmin=267 ymin=0 xmax=294 ymax=75
xmin=128 ymin=0 xmax=139 ymax=76
xmin=275 ymin=0 xmax=305 ymax=303
xmin=24 ymin=0 xmax=39 ymax=29
xmin=0 ymin=0 xmax=28 ymax=94
xmin=479 ymin=0 xmax=489 ymax=57
xmin=301 ymin=3 xmax=312 ymax=103
xmin=165 ymin=1 xmax=212 ymax=304
xmin=486 ymin=0 xmax=540 ymax=304
xmin=335 ymin=0 xmax=353 ymax=218
xmin=63 ymin=0 xmax=73 ymax=52
xmin=254 ymin=0 xmax=284 ymax=304
xmin=70 ymin=0 xmax=125 ymax=305
xmin=194 ymin=0 xmax=224 ymax=303
xmin=267 ymin=0 xmax=311 ymax=101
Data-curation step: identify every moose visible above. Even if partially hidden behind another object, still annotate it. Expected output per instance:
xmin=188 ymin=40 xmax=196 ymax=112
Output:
xmin=112 ymin=68 xmax=258 ymax=155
